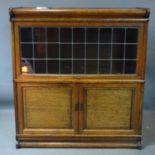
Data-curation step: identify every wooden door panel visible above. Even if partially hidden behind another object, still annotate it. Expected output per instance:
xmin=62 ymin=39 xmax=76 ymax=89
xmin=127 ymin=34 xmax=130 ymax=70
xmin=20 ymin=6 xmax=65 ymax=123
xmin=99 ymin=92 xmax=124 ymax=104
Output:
xmin=85 ymin=88 xmax=133 ymax=129
xmin=80 ymin=83 xmax=139 ymax=135
xmin=17 ymin=83 xmax=78 ymax=135
xmin=23 ymin=87 xmax=72 ymax=128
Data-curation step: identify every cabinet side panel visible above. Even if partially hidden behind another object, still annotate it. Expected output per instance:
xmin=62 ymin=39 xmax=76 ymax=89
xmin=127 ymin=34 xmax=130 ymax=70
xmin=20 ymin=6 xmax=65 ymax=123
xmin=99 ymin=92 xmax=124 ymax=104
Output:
xmin=23 ymin=87 xmax=72 ymax=128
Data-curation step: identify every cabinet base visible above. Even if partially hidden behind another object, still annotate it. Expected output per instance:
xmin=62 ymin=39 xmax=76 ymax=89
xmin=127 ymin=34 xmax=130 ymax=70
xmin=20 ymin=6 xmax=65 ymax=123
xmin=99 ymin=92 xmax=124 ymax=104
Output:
xmin=16 ymin=141 xmax=141 ymax=149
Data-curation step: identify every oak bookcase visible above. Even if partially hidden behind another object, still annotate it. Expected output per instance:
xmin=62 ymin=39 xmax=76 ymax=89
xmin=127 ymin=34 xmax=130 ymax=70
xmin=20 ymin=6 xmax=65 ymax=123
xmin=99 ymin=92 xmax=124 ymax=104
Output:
xmin=10 ymin=7 xmax=150 ymax=148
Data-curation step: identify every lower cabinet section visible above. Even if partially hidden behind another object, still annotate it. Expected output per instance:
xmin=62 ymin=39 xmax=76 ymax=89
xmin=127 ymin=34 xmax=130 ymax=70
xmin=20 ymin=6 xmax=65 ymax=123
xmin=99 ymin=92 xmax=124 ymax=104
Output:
xmin=15 ymin=82 xmax=143 ymax=148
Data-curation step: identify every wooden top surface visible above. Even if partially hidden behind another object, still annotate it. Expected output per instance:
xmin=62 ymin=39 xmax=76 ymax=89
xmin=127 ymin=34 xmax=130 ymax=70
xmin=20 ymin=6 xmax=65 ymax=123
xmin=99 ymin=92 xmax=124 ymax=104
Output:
xmin=9 ymin=7 xmax=150 ymax=20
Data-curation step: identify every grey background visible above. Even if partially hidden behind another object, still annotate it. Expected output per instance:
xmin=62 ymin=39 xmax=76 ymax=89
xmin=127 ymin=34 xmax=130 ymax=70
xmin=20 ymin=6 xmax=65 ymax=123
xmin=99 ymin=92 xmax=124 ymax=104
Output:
xmin=0 ymin=0 xmax=155 ymax=110
xmin=0 ymin=1 xmax=155 ymax=154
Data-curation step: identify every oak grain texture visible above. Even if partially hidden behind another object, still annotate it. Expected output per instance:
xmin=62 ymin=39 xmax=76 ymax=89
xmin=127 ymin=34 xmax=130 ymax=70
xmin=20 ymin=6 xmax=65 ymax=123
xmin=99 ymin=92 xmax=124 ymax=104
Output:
xmin=23 ymin=87 xmax=72 ymax=128
xmin=9 ymin=7 xmax=150 ymax=20
xmin=85 ymin=88 xmax=133 ymax=129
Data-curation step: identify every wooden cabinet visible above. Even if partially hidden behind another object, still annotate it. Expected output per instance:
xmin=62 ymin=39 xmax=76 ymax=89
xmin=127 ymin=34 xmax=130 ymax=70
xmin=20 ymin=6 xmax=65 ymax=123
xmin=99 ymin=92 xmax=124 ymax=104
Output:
xmin=10 ymin=7 xmax=150 ymax=148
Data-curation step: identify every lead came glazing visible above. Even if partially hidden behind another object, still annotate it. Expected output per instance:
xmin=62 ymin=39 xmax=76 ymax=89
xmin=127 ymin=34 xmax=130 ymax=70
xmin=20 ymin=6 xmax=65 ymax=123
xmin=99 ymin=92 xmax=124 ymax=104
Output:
xmin=20 ymin=27 xmax=138 ymax=74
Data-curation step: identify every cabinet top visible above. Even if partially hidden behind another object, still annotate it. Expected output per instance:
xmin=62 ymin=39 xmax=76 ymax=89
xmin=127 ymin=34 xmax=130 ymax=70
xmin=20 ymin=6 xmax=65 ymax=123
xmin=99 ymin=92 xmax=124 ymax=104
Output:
xmin=9 ymin=7 xmax=150 ymax=21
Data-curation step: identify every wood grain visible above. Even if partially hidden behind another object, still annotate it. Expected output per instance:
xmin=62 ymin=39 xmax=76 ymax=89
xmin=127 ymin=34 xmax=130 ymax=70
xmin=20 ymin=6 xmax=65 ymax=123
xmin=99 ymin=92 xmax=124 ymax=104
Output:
xmin=9 ymin=7 xmax=149 ymax=20
xmin=23 ymin=87 xmax=72 ymax=128
xmin=85 ymin=88 xmax=133 ymax=129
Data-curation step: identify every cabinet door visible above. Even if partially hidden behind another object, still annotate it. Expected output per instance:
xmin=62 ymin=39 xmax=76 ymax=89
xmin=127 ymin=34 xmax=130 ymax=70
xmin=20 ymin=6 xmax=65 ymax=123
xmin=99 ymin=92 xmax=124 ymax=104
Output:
xmin=79 ymin=83 xmax=141 ymax=135
xmin=17 ymin=26 xmax=141 ymax=76
xmin=17 ymin=83 xmax=78 ymax=135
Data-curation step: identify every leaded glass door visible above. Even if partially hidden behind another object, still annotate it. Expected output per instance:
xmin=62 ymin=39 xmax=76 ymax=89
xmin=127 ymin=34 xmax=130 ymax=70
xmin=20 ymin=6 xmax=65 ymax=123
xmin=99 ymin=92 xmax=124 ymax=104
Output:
xmin=19 ymin=26 xmax=138 ymax=75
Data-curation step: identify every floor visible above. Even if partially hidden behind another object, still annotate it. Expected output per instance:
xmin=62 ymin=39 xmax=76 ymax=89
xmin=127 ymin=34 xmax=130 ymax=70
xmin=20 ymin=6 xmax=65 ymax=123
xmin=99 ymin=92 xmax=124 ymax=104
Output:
xmin=0 ymin=108 xmax=155 ymax=155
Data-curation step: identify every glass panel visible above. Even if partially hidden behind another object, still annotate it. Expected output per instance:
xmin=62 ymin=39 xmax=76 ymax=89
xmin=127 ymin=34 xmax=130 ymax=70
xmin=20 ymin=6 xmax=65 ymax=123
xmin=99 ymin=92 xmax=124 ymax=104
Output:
xmin=20 ymin=27 xmax=138 ymax=75
xmin=99 ymin=60 xmax=110 ymax=73
xmin=60 ymin=28 xmax=72 ymax=42
xmin=48 ymin=60 xmax=59 ymax=73
xmin=73 ymin=60 xmax=85 ymax=74
xmin=47 ymin=28 xmax=59 ymax=42
xmin=60 ymin=44 xmax=72 ymax=58
xmin=21 ymin=44 xmax=33 ymax=58
xmin=47 ymin=43 xmax=59 ymax=58
xmin=34 ymin=28 xmax=45 ymax=42
xmin=126 ymin=28 xmax=138 ymax=43
xmin=86 ymin=60 xmax=97 ymax=74
xmin=20 ymin=28 xmax=32 ymax=42
xmin=61 ymin=60 xmax=72 ymax=74
xmin=86 ymin=44 xmax=98 ymax=59
xmin=34 ymin=60 xmax=46 ymax=73
xmin=125 ymin=60 xmax=136 ymax=74
xmin=112 ymin=60 xmax=124 ymax=74
xmin=99 ymin=44 xmax=111 ymax=59
xmin=86 ymin=28 xmax=98 ymax=43
xmin=112 ymin=44 xmax=124 ymax=59
xmin=34 ymin=44 xmax=46 ymax=58
xmin=125 ymin=45 xmax=137 ymax=59
xmin=73 ymin=28 xmax=85 ymax=42
xmin=100 ymin=28 xmax=111 ymax=43
xmin=113 ymin=28 xmax=125 ymax=43
xmin=73 ymin=44 xmax=85 ymax=59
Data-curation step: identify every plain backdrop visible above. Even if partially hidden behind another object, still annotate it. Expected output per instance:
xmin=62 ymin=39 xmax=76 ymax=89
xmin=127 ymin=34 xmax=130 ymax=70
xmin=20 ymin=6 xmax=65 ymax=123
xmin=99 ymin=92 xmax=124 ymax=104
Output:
xmin=0 ymin=0 xmax=155 ymax=110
